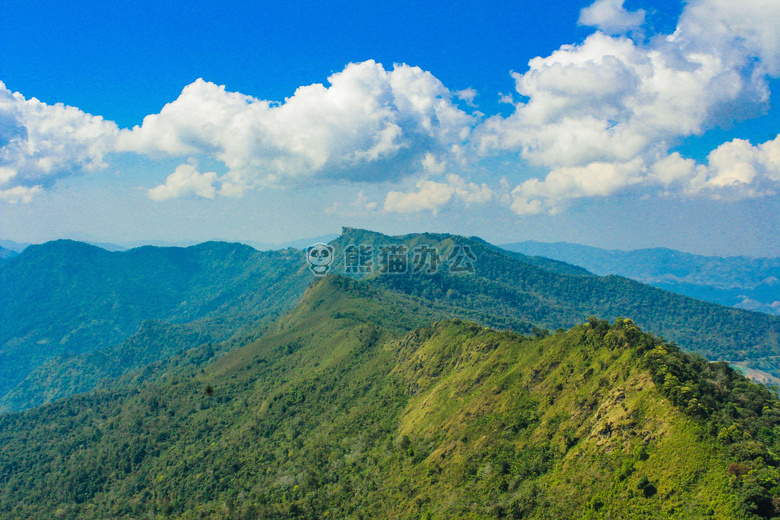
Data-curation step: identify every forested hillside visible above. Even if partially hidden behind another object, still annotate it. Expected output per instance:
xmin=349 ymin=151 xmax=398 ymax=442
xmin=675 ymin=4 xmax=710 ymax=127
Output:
xmin=1 ymin=276 xmax=779 ymax=519
xmin=334 ymin=229 xmax=780 ymax=377
xmin=0 ymin=240 xmax=309 ymax=402
xmin=503 ymin=241 xmax=780 ymax=316
xmin=3 ymin=229 xmax=780 ymax=414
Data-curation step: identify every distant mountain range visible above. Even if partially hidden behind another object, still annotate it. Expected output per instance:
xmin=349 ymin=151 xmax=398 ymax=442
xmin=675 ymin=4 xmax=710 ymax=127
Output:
xmin=0 ymin=240 xmax=29 ymax=253
xmin=3 ymin=228 xmax=780 ymax=414
xmin=502 ymin=241 xmax=780 ymax=316
xmin=0 ymin=234 xmax=341 ymax=255
xmin=0 ymin=247 xmax=17 ymax=260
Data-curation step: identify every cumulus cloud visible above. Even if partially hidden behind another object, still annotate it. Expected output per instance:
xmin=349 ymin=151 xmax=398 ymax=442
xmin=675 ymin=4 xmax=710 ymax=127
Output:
xmin=384 ymin=174 xmax=492 ymax=214
xmin=117 ymin=60 xmax=475 ymax=196
xmin=3 ymin=0 xmax=780 ymax=212
xmin=147 ymin=163 xmax=219 ymax=201
xmin=477 ymin=0 xmax=780 ymax=213
xmin=514 ymin=133 xmax=780 ymax=213
xmin=652 ymin=135 xmax=780 ymax=199
xmin=578 ymin=0 xmax=645 ymax=34
xmin=0 ymin=81 xmax=118 ymax=202
xmin=511 ymin=158 xmax=646 ymax=214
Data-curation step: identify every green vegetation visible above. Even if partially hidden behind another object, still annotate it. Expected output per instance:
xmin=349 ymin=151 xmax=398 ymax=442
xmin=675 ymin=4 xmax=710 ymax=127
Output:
xmin=0 ymin=319 xmax=222 ymax=412
xmin=3 ymin=227 xmax=780 ymax=416
xmin=336 ymin=229 xmax=780 ymax=376
xmin=503 ymin=240 xmax=780 ymax=316
xmin=1 ymin=276 xmax=779 ymax=519
xmin=0 ymin=240 xmax=310 ymax=407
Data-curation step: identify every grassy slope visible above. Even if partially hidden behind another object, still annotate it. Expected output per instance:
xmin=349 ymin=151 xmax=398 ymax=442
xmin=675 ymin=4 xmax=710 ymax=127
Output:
xmin=0 ymin=276 xmax=778 ymax=519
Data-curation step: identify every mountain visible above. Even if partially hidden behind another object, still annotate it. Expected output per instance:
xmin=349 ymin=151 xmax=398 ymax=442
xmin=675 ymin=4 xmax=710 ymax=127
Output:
xmin=502 ymin=241 xmax=780 ymax=316
xmin=85 ymin=241 xmax=127 ymax=251
xmin=0 ymin=247 xmax=16 ymax=260
xmin=0 ymin=319 xmax=221 ymax=412
xmin=332 ymin=228 xmax=780 ymax=378
xmin=4 ymin=229 xmax=780 ymax=414
xmin=0 ymin=240 xmax=29 ymax=253
xmin=114 ymin=233 xmax=341 ymax=251
xmin=1 ymin=276 xmax=778 ymax=519
xmin=0 ymin=240 xmax=311 ymax=402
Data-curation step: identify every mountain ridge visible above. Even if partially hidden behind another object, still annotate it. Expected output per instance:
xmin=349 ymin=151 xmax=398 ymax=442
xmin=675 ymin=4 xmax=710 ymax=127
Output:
xmin=1 ymin=275 xmax=779 ymax=518
xmin=3 ymin=228 xmax=780 ymax=415
xmin=502 ymin=240 xmax=780 ymax=316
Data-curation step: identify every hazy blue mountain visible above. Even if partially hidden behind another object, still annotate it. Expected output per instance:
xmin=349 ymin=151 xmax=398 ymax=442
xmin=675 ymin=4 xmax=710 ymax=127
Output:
xmin=85 ymin=241 xmax=127 ymax=251
xmin=0 ymin=247 xmax=17 ymax=260
xmin=275 ymin=233 xmax=340 ymax=250
xmin=0 ymin=240 xmax=29 ymax=253
xmin=0 ymin=240 xmax=311 ymax=402
xmin=114 ymin=233 xmax=341 ymax=251
xmin=502 ymin=241 xmax=780 ymax=316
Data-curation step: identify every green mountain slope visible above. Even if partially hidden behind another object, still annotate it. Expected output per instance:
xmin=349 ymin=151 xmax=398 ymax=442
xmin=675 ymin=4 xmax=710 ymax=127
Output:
xmin=1 ymin=276 xmax=779 ymax=519
xmin=502 ymin=241 xmax=780 ymax=316
xmin=0 ymin=240 xmax=309 ymax=401
xmin=0 ymin=319 xmax=222 ymax=412
xmin=4 ymin=228 xmax=780 ymax=414
xmin=329 ymin=229 xmax=780 ymax=377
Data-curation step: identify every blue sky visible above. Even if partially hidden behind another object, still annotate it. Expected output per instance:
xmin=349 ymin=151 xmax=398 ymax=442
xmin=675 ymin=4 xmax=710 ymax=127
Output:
xmin=1 ymin=0 xmax=779 ymax=256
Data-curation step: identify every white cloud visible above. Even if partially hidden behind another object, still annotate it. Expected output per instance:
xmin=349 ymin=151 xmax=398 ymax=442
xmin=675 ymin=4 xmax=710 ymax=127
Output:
xmin=384 ymin=173 xmax=492 ymax=214
xmin=0 ymin=185 xmax=42 ymax=204
xmin=650 ymin=152 xmax=700 ymax=187
xmin=325 ymin=190 xmax=379 ymax=216
xmin=117 ymin=61 xmax=475 ymax=197
xmin=385 ymin=180 xmax=454 ymax=214
xmin=421 ymin=152 xmax=447 ymax=174
xmin=510 ymin=133 xmax=780 ymax=212
xmin=478 ymin=0 xmax=780 ymax=209
xmin=0 ymin=81 xmax=118 ymax=202
xmin=510 ymin=158 xmax=646 ymax=214
xmin=147 ymin=163 xmax=219 ymax=201
xmin=2 ymin=0 xmax=779 ymax=213
xmin=0 ymin=166 xmax=17 ymax=185
xmin=650 ymin=135 xmax=780 ymax=199
xmin=578 ymin=0 xmax=646 ymax=34
xmin=447 ymin=173 xmax=493 ymax=204
xmin=455 ymin=87 xmax=478 ymax=107
xmin=675 ymin=0 xmax=780 ymax=76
